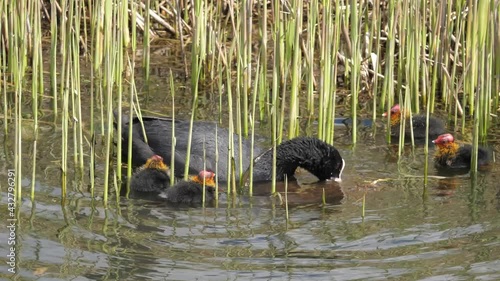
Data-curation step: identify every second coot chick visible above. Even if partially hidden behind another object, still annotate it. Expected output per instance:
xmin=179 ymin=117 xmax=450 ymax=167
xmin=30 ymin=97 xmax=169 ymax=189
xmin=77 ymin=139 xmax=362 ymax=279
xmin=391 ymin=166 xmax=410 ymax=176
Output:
xmin=432 ymin=133 xmax=489 ymax=169
xmin=382 ymin=104 xmax=445 ymax=140
xmin=130 ymin=155 xmax=170 ymax=193
xmin=163 ymin=170 xmax=218 ymax=204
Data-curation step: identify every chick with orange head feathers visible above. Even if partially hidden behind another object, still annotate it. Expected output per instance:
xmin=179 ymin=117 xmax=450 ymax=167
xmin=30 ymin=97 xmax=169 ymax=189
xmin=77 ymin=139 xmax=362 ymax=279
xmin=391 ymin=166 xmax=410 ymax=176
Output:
xmin=163 ymin=170 xmax=219 ymax=204
xmin=432 ymin=133 xmax=489 ymax=169
xmin=382 ymin=104 xmax=446 ymax=141
xmin=130 ymin=155 xmax=171 ymax=193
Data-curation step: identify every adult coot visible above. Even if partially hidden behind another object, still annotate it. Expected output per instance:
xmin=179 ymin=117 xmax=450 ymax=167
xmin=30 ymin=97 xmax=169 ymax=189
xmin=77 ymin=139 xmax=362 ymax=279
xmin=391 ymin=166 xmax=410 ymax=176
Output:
xmin=163 ymin=170 xmax=218 ymax=204
xmin=118 ymin=115 xmax=345 ymax=182
xmin=250 ymin=137 xmax=345 ymax=182
xmin=118 ymin=115 xmax=257 ymax=181
xmin=382 ymin=104 xmax=445 ymax=141
xmin=432 ymin=133 xmax=489 ymax=170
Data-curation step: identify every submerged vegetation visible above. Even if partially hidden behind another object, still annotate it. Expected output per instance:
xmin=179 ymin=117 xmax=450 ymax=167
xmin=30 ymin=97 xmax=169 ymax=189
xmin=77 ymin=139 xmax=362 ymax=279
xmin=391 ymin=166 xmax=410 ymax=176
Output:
xmin=1 ymin=0 xmax=498 ymax=204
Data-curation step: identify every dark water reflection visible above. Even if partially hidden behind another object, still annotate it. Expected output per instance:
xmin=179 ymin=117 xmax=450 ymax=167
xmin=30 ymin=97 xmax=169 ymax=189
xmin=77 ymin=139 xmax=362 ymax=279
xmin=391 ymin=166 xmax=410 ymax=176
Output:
xmin=1 ymin=98 xmax=500 ymax=280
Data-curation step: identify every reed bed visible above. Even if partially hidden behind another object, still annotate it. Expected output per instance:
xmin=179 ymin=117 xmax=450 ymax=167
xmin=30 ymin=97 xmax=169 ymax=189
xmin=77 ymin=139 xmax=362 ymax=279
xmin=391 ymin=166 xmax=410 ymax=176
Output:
xmin=0 ymin=0 xmax=498 ymax=206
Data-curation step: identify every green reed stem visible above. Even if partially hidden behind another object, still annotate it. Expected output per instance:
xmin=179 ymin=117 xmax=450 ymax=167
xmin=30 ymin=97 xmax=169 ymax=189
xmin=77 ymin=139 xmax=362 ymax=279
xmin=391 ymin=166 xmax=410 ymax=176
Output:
xmin=2 ymin=42 xmax=7 ymax=135
xmin=169 ymin=69 xmax=176 ymax=186
xmin=305 ymin=0 xmax=318 ymax=122
xmin=270 ymin=0 xmax=281 ymax=194
xmin=350 ymin=0 xmax=360 ymax=144
xmin=248 ymin=58 xmax=261 ymax=195
xmin=258 ymin=0 xmax=268 ymax=121
xmin=318 ymin=0 xmax=332 ymax=140
xmin=102 ymin=0 xmax=115 ymax=207
xmin=143 ymin=0 xmax=151 ymax=95
xmin=288 ymin=0 xmax=302 ymax=139
xmin=30 ymin=0 xmax=42 ymax=199
xmin=383 ymin=0 xmax=397 ymax=143
xmin=184 ymin=0 xmax=205 ymax=181
xmin=50 ymin=0 xmax=58 ymax=119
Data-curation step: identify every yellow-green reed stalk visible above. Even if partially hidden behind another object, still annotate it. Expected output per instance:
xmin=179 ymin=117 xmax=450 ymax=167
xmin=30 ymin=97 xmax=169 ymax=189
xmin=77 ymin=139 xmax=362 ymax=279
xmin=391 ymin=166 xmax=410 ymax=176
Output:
xmin=124 ymin=0 xmax=138 ymax=193
xmin=270 ymin=0 xmax=282 ymax=194
xmin=9 ymin=0 xmax=27 ymax=204
xmin=318 ymin=0 xmax=333 ymax=140
xmin=2 ymin=43 xmax=7 ymax=135
xmin=143 ymin=0 xmax=151 ymax=94
xmin=423 ymin=66 xmax=431 ymax=188
xmin=495 ymin=3 xmax=500 ymax=110
xmin=239 ymin=0 xmax=251 ymax=136
xmin=202 ymin=140 xmax=206 ymax=206
xmin=248 ymin=59 xmax=261 ymax=195
xmin=325 ymin=0 xmax=342 ymax=143
xmin=14 ymin=77 xmax=22 ymax=205
xmin=370 ymin=0 xmax=382 ymax=122
xmin=350 ymin=0 xmax=361 ymax=144
xmin=405 ymin=1 xmax=422 ymax=115
xmin=305 ymin=0 xmax=318 ymax=121
xmin=59 ymin=0 xmax=72 ymax=199
xmin=30 ymin=0 xmax=43 ymax=199
xmin=1 ymin=3 xmax=7 ymax=136
xmin=90 ymin=0 xmax=105 ymax=137
xmin=287 ymin=0 xmax=302 ymax=139
xmin=395 ymin=1 xmax=406 ymax=101
xmin=184 ymin=0 xmax=206 ymax=181
xmin=169 ymin=70 xmax=176 ymax=186
xmin=102 ymin=0 xmax=115 ymax=207
xmin=448 ymin=4 xmax=466 ymax=127
xmin=90 ymin=133 xmax=96 ymax=198
xmin=284 ymin=175 xmax=289 ymax=221
xmin=50 ymin=0 xmax=58 ymax=119
xmin=429 ymin=1 xmax=444 ymax=111
xmin=464 ymin=1 xmax=478 ymax=121
xmin=1 ymin=0 xmax=7 ymax=133
xmin=71 ymin=0 xmax=84 ymax=176
xmin=398 ymin=97 xmax=411 ymax=153
xmin=471 ymin=0 xmax=492 ymax=176
xmin=478 ymin=1 xmax=493 ymax=140
xmin=258 ymin=0 xmax=268 ymax=121
xmin=69 ymin=0 xmax=78 ymax=170
xmin=233 ymin=7 xmax=245 ymax=185
xmin=226 ymin=62 xmax=236 ymax=194
xmin=114 ymin=0 xmax=129 ymax=183
xmin=382 ymin=0 xmax=397 ymax=143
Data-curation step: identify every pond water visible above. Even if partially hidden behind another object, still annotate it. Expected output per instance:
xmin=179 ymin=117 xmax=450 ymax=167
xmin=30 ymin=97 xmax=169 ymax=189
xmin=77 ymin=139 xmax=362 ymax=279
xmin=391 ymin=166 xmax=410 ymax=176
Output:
xmin=1 ymin=80 xmax=500 ymax=280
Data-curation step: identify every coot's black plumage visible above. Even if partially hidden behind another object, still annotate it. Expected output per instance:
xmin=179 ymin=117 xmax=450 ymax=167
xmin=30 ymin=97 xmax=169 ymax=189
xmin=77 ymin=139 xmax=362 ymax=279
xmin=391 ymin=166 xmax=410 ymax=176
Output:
xmin=432 ymin=133 xmax=489 ymax=170
xmin=163 ymin=170 xmax=217 ymax=204
xmin=129 ymin=155 xmax=170 ymax=193
xmin=250 ymin=137 xmax=345 ymax=182
xmin=382 ymin=104 xmax=446 ymax=140
xmin=119 ymin=115 xmax=257 ymax=181
xmin=118 ymin=115 xmax=345 ymax=182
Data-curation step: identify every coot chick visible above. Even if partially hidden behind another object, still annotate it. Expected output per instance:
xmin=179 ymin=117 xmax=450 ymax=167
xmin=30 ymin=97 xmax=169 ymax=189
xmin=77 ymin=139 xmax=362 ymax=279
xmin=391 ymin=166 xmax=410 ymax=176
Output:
xmin=382 ymin=104 xmax=445 ymax=140
xmin=129 ymin=155 xmax=170 ymax=193
xmin=432 ymin=133 xmax=489 ymax=169
xmin=250 ymin=137 xmax=345 ymax=182
xmin=163 ymin=170 xmax=218 ymax=204
xmin=117 ymin=115 xmax=258 ymax=181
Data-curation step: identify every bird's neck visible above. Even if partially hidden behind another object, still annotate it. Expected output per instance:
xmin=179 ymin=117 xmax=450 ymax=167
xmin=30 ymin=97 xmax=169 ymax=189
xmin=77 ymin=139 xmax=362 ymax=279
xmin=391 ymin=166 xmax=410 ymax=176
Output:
xmin=390 ymin=112 xmax=402 ymax=126
xmin=435 ymin=142 xmax=460 ymax=157
xmin=189 ymin=175 xmax=215 ymax=187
